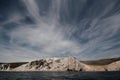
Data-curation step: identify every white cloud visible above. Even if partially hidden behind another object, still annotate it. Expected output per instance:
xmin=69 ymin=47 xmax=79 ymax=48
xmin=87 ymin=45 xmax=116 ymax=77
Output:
xmin=22 ymin=0 xmax=42 ymax=23
xmin=6 ymin=0 xmax=82 ymax=60
xmin=9 ymin=23 xmax=82 ymax=57
xmin=0 ymin=0 xmax=120 ymax=62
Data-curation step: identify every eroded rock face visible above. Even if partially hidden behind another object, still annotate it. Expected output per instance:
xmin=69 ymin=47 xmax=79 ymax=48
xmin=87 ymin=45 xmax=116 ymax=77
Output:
xmin=107 ymin=61 xmax=120 ymax=71
xmin=0 ymin=64 xmax=9 ymax=70
xmin=0 ymin=56 xmax=120 ymax=71
xmin=67 ymin=56 xmax=86 ymax=71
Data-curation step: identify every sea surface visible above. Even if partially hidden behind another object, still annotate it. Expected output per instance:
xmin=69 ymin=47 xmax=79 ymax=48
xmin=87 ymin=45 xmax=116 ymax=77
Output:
xmin=0 ymin=71 xmax=120 ymax=80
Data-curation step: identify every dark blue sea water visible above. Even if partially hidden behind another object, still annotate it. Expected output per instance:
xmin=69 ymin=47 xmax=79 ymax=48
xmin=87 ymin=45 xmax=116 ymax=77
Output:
xmin=0 ymin=71 xmax=120 ymax=80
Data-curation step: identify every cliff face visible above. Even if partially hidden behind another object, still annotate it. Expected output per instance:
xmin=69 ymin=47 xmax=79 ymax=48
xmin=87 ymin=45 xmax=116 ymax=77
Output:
xmin=0 ymin=62 xmax=27 ymax=71
xmin=13 ymin=56 xmax=86 ymax=71
xmin=0 ymin=56 xmax=120 ymax=71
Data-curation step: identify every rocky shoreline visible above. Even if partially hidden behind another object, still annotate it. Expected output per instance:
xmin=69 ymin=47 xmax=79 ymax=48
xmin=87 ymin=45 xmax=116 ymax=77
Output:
xmin=0 ymin=56 xmax=120 ymax=71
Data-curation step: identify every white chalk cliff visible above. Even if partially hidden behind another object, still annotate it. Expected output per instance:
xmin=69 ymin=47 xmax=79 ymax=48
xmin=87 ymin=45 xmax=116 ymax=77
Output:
xmin=0 ymin=56 xmax=120 ymax=71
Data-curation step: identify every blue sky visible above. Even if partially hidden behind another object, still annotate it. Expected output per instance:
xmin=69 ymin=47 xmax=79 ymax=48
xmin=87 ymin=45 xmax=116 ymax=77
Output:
xmin=0 ymin=0 xmax=120 ymax=62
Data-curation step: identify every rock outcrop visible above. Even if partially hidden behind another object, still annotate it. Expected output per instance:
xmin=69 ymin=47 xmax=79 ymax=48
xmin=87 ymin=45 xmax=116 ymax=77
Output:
xmin=13 ymin=56 xmax=86 ymax=71
xmin=0 ymin=56 xmax=120 ymax=71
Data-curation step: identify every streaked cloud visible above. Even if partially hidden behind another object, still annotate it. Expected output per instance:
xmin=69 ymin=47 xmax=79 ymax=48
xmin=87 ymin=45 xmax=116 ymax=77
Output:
xmin=0 ymin=0 xmax=120 ymax=62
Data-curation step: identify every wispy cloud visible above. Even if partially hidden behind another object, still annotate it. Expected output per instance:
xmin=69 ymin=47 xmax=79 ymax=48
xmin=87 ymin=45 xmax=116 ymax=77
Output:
xmin=0 ymin=0 xmax=120 ymax=62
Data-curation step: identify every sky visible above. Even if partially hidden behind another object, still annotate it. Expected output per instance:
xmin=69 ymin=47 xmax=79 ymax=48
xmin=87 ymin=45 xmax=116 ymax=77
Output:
xmin=0 ymin=0 xmax=120 ymax=62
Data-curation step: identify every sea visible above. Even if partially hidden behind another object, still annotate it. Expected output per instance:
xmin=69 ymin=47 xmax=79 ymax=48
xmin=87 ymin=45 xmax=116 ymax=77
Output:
xmin=0 ymin=71 xmax=120 ymax=80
